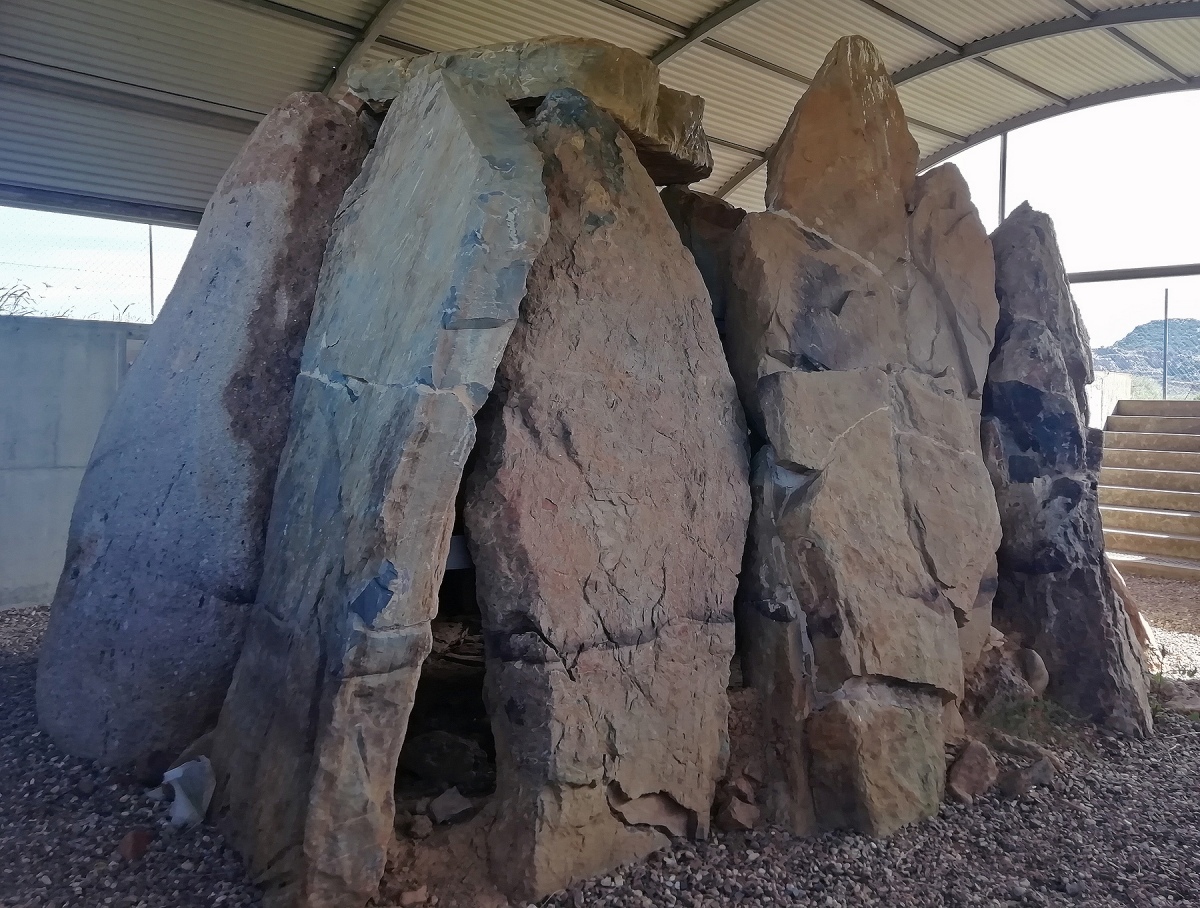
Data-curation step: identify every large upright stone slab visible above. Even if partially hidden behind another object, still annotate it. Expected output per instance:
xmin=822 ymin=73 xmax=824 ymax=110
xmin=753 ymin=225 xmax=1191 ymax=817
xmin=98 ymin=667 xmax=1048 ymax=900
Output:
xmin=766 ymin=35 xmax=918 ymax=269
xmin=464 ymin=90 xmax=751 ymax=900
xmin=208 ymin=71 xmax=549 ymax=908
xmin=723 ymin=36 xmax=1002 ymax=836
xmin=349 ymin=36 xmax=712 ymax=184
xmin=983 ymin=203 xmax=1151 ymax=734
xmin=36 ymin=93 xmax=369 ymax=767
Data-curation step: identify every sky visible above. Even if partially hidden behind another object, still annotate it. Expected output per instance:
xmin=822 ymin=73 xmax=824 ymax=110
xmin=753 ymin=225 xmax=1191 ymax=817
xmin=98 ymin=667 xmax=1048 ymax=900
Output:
xmin=1 ymin=88 xmax=1199 ymax=346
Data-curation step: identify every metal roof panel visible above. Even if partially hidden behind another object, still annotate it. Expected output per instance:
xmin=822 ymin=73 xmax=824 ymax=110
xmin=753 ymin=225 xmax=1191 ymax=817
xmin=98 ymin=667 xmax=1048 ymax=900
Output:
xmin=0 ymin=0 xmax=348 ymax=115
xmin=713 ymin=0 xmax=946 ymax=77
xmin=659 ymin=43 xmax=802 ymax=151
xmin=898 ymin=59 xmax=1054 ymax=136
xmin=1124 ymin=17 xmax=1200 ymax=76
xmin=724 ymin=161 xmax=766 ymax=211
xmin=0 ymin=82 xmax=245 ymax=212
xmin=984 ymin=27 xmax=1168 ymax=97
xmin=385 ymin=0 xmax=673 ymax=56
xmin=878 ymin=0 xmax=1070 ymax=47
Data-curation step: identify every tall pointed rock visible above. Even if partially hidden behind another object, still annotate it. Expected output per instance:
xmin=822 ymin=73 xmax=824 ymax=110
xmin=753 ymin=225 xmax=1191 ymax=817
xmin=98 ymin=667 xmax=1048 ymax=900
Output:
xmin=722 ymin=35 xmax=1002 ymax=836
xmin=983 ymin=203 xmax=1151 ymax=734
xmin=766 ymin=35 xmax=918 ymax=269
xmin=208 ymin=70 xmax=549 ymax=907
xmin=465 ymin=89 xmax=751 ymax=900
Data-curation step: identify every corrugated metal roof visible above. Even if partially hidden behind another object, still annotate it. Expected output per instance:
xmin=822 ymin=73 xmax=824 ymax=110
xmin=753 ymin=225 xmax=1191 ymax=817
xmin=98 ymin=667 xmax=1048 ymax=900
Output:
xmin=909 ymin=122 xmax=956 ymax=161
xmin=620 ymin=0 xmax=724 ymax=28
xmin=1125 ymin=17 xmax=1200 ymax=76
xmin=714 ymin=0 xmax=946 ymax=76
xmin=691 ymin=144 xmax=758 ymax=198
xmin=288 ymin=0 xmax=382 ymax=30
xmin=880 ymin=0 xmax=1070 ymax=47
xmin=898 ymin=59 xmax=1054 ymax=137
xmin=1 ymin=0 xmax=348 ymax=116
xmin=384 ymin=0 xmax=673 ymax=56
xmin=984 ymin=28 xmax=1166 ymax=98
xmin=659 ymin=43 xmax=804 ymax=150
xmin=724 ymin=161 xmax=767 ymax=212
xmin=2 ymin=0 xmax=1199 ymax=222
xmin=0 ymin=81 xmax=246 ymax=211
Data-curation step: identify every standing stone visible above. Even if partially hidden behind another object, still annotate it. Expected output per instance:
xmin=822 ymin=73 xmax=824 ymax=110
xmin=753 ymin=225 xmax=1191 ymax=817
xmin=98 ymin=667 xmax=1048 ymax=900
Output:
xmin=724 ymin=36 xmax=1002 ymax=836
xmin=349 ymin=37 xmax=712 ymax=185
xmin=465 ymin=90 xmax=750 ymax=900
xmin=208 ymin=70 xmax=548 ymax=908
xmin=660 ymin=186 xmax=746 ymax=321
xmin=983 ymin=203 xmax=1151 ymax=734
xmin=766 ymin=35 xmax=917 ymax=270
xmin=36 ymin=93 xmax=370 ymax=767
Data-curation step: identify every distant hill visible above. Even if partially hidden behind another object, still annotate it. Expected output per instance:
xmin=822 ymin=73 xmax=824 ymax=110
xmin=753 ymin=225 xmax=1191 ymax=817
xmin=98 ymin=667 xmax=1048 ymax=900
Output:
xmin=1093 ymin=318 xmax=1200 ymax=398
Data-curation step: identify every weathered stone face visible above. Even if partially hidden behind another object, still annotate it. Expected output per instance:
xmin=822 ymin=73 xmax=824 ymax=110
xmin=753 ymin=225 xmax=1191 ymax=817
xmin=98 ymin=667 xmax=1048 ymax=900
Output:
xmin=208 ymin=70 xmax=549 ymax=907
xmin=464 ymin=89 xmax=751 ymax=900
xmin=35 ymin=93 xmax=370 ymax=768
xmin=720 ymin=35 xmax=1003 ymax=836
xmin=983 ymin=203 xmax=1151 ymax=734
xmin=765 ymin=35 xmax=918 ymax=270
xmin=725 ymin=211 xmax=903 ymax=433
xmin=907 ymin=164 xmax=999 ymax=416
xmin=660 ymin=186 xmax=746 ymax=322
xmin=349 ymin=36 xmax=712 ymax=184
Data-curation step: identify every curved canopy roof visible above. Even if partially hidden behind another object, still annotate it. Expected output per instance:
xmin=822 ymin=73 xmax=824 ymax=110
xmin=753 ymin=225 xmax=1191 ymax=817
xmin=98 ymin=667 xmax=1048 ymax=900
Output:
xmin=2 ymin=0 xmax=1198 ymax=223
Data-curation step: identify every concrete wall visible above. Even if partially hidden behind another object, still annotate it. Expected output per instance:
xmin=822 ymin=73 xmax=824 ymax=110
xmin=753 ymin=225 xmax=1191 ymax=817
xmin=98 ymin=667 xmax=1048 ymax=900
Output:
xmin=1087 ymin=370 xmax=1134 ymax=429
xmin=0 ymin=316 xmax=147 ymax=609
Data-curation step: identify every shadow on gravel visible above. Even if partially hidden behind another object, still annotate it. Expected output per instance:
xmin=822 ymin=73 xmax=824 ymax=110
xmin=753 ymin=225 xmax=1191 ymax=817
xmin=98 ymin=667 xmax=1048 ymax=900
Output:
xmin=4 ymin=606 xmax=1200 ymax=908
xmin=0 ymin=608 xmax=260 ymax=908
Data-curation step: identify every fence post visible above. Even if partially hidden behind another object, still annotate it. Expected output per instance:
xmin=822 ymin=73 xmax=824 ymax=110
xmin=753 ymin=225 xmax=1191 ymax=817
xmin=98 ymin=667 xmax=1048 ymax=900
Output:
xmin=1162 ymin=288 xmax=1169 ymax=400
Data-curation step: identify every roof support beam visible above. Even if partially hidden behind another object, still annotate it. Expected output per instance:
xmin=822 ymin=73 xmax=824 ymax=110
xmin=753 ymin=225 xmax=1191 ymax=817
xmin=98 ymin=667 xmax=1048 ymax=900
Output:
xmin=893 ymin=2 xmax=1200 ymax=85
xmin=651 ymin=0 xmax=770 ymax=65
xmin=921 ymin=78 xmax=1199 ymax=170
xmin=854 ymin=1 xmax=1066 ymax=104
xmin=1054 ymin=0 xmax=1189 ymax=84
xmin=1069 ymin=263 xmax=1200 ymax=283
xmin=325 ymin=0 xmax=410 ymax=95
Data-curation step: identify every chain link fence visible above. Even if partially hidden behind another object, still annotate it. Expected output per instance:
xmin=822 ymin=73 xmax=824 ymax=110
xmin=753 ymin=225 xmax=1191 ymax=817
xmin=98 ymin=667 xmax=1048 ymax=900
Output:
xmin=0 ymin=206 xmax=194 ymax=324
xmin=1089 ymin=292 xmax=1200 ymax=403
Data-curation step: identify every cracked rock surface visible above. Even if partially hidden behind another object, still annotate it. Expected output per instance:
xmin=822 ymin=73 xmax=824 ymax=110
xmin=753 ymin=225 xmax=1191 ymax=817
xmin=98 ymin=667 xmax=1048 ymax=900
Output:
xmin=982 ymin=204 xmax=1152 ymax=735
xmin=722 ymin=35 xmax=1001 ymax=836
xmin=36 ymin=93 xmax=370 ymax=768
xmin=208 ymin=69 xmax=549 ymax=908
xmin=463 ymin=88 xmax=750 ymax=901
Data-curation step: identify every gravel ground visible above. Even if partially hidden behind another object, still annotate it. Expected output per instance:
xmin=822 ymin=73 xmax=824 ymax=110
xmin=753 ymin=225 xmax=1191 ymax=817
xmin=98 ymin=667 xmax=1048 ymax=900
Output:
xmin=5 ymin=605 xmax=1200 ymax=908
xmin=0 ymin=607 xmax=259 ymax=908
xmin=1127 ymin=576 xmax=1200 ymax=679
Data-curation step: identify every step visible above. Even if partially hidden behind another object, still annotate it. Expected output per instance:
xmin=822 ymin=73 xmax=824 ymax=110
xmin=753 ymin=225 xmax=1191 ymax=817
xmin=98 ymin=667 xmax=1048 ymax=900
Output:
xmin=1101 ymin=467 xmax=1200 ymax=494
xmin=1103 ymin=447 xmax=1200 ymax=473
xmin=1100 ymin=504 xmax=1200 ymax=537
xmin=1100 ymin=485 xmax=1200 ymax=512
xmin=1108 ymin=551 xmax=1200 ymax=582
xmin=1114 ymin=399 xmax=1200 ymax=418
xmin=1103 ymin=431 xmax=1200 ymax=454
xmin=1103 ymin=527 xmax=1200 ymax=561
xmin=1104 ymin=414 xmax=1200 ymax=435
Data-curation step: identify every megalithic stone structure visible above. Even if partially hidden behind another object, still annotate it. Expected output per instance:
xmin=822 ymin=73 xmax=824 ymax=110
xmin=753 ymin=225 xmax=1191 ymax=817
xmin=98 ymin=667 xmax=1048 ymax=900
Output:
xmin=36 ymin=93 xmax=370 ymax=768
xmin=464 ymin=89 xmax=751 ymax=900
xmin=722 ymin=35 xmax=1002 ymax=836
xmin=207 ymin=70 xmax=550 ymax=908
xmin=982 ymin=202 xmax=1152 ymax=735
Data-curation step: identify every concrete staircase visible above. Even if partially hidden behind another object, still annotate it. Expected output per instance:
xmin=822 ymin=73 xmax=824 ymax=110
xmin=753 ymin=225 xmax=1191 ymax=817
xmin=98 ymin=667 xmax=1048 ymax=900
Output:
xmin=1101 ymin=400 xmax=1200 ymax=581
